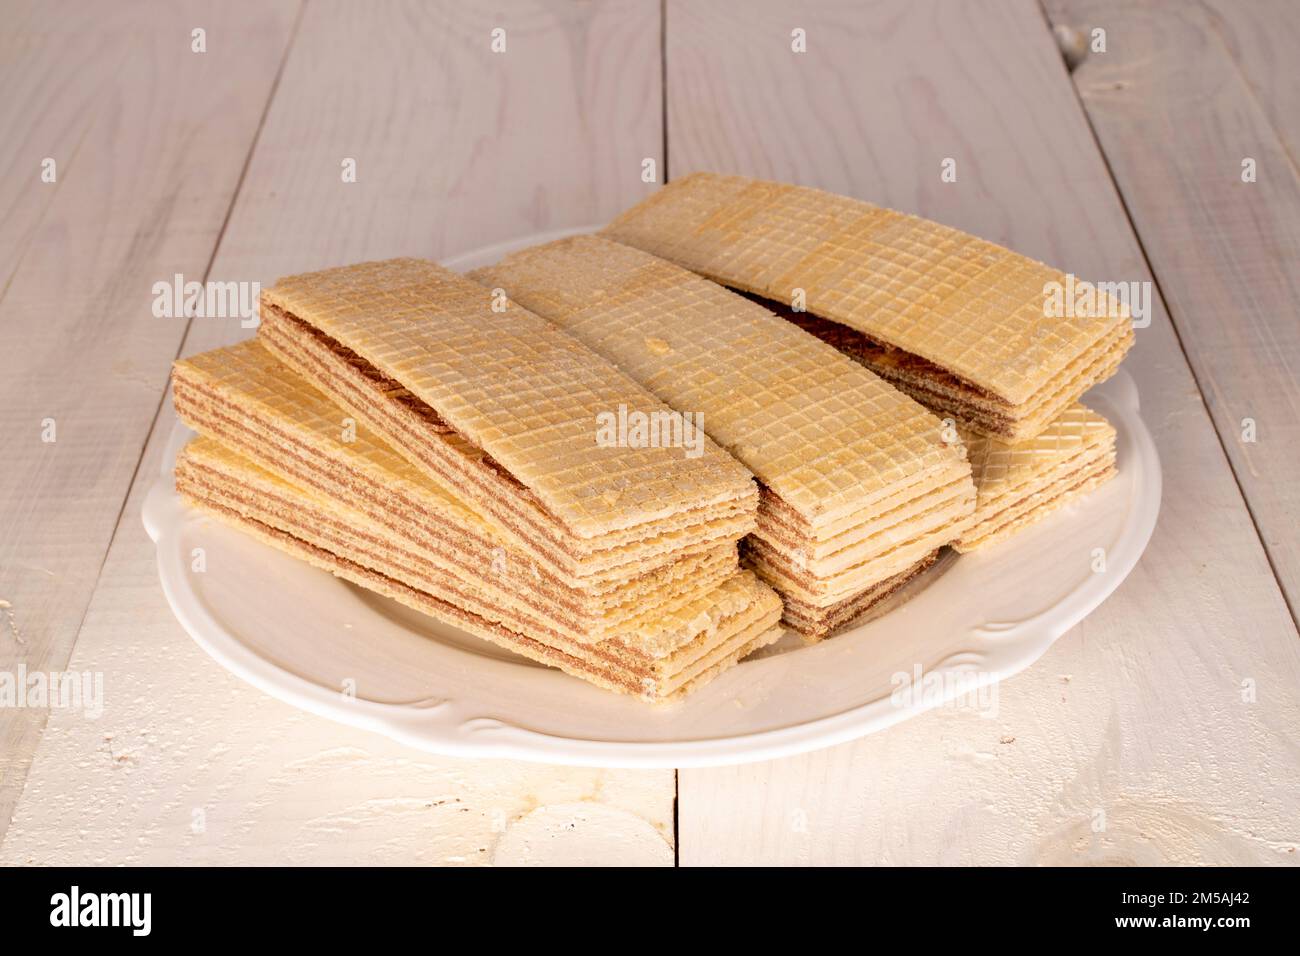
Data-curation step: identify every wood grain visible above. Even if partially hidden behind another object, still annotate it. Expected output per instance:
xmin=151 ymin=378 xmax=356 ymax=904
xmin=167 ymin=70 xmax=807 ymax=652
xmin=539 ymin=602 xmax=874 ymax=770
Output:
xmin=1200 ymin=0 xmax=1300 ymax=160
xmin=0 ymin=0 xmax=301 ymax=844
xmin=0 ymin=0 xmax=675 ymax=867
xmin=1044 ymin=0 xmax=1300 ymax=617
xmin=667 ymin=0 xmax=1300 ymax=865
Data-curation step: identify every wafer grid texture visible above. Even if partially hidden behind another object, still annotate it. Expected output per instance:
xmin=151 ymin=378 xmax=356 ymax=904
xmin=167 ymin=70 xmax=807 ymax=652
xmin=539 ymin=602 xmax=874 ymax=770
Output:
xmin=262 ymin=258 xmax=755 ymax=539
xmin=257 ymin=302 xmax=758 ymax=585
xmin=956 ymin=464 xmax=1115 ymax=553
xmin=471 ymin=234 xmax=968 ymax=524
xmin=177 ymin=340 xmax=485 ymax=528
xmin=169 ymin=337 xmax=782 ymax=695
xmin=602 ymin=172 xmax=1132 ymax=409
xmin=963 ymin=403 xmax=1114 ymax=490
xmin=471 ymin=234 xmax=976 ymax=639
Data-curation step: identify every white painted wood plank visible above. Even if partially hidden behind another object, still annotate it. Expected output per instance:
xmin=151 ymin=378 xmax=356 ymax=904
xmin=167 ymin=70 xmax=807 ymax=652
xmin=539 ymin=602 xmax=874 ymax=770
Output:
xmin=0 ymin=0 xmax=301 ymax=842
xmin=0 ymin=0 xmax=674 ymax=866
xmin=1202 ymin=0 xmax=1300 ymax=157
xmin=668 ymin=0 xmax=1300 ymax=866
xmin=1045 ymin=0 xmax=1300 ymax=615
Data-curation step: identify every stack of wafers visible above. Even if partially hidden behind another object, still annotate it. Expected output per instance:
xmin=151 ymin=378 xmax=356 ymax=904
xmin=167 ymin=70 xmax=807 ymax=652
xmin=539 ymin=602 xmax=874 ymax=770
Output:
xmin=470 ymin=235 xmax=975 ymax=640
xmin=171 ymin=261 xmax=784 ymax=701
xmin=602 ymin=173 xmax=1134 ymax=443
xmin=955 ymin=404 xmax=1117 ymax=552
xmin=603 ymin=172 xmax=1132 ymax=553
xmin=167 ymin=174 xmax=1133 ymax=700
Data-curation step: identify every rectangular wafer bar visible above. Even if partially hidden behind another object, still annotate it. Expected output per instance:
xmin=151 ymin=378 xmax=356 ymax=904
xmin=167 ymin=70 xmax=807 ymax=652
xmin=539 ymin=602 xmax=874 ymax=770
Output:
xmin=255 ymin=258 xmax=759 ymax=582
xmin=602 ymin=173 xmax=1134 ymax=441
xmin=173 ymin=340 xmax=743 ymax=642
xmin=954 ymin=403 xmax=1117 ymax=552
xmin=177 ymin=437 xmax=783 ymax=700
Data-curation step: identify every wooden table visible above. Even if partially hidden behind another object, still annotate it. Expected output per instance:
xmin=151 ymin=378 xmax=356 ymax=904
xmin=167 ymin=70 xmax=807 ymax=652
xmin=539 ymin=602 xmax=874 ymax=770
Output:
xmin=2 ymin=0 xmax=1297 ymax=866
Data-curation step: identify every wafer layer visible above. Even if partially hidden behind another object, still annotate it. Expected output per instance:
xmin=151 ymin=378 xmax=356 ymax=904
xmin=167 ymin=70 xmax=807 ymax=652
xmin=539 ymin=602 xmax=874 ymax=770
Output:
xmin=259 ymin=258 xmax=757 ymax=549
xmin=177 ymin=438 xmax=784 ymax=700
xmin=603 ymin=173 xmax=1134 ymax=440
xmin=955 ymin=404 xmax=1117 ymax=552
xmin=178 ymin=425 xmax=741 ymax=650
xmin=772 ymin=550 xmax=941 ymax=641
xmin=781 ymin=307 xmax=1129 ymax=440
xmin=173 ymin=341 xmax=744 ymax=641
xmin=748 ymin=477 xmax=972 ymax=591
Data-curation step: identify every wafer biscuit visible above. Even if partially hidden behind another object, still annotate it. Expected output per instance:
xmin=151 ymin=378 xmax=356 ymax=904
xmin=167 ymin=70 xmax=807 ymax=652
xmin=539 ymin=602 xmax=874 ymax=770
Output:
xmin=470 ymin=236 xmax=971 ymax=523
xmin=178 ymin=439 xmax=783 ymax=700
xmin=954 ymin=404 xmax=1117 ymax=552
xmin=174 ymin=420 xmax=741 ymax=649
xmin=256 ymin=258 xmax=758 ymax=577
xmin=173 ymin=341 xmax=744 ymax=636
xmin=772 ymin=550 xmax=941 ymax=641
xmin=471 ymin=235 xmax=974 ymax=639
xmin=257 ymin=305 xmax=754 ymax=574
xmin=747 ymin=480 xmax=973 ymax=590
xmin=603 ymin=173 xmax=1134 ymax=441
xmin=775 ymin=304 xmax=1129 ymax=440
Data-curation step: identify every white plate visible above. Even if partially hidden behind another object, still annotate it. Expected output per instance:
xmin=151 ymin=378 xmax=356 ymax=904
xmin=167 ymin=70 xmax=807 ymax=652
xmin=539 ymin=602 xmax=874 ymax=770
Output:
xmin=144 ymin=229 xmax=1161 ymax=768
